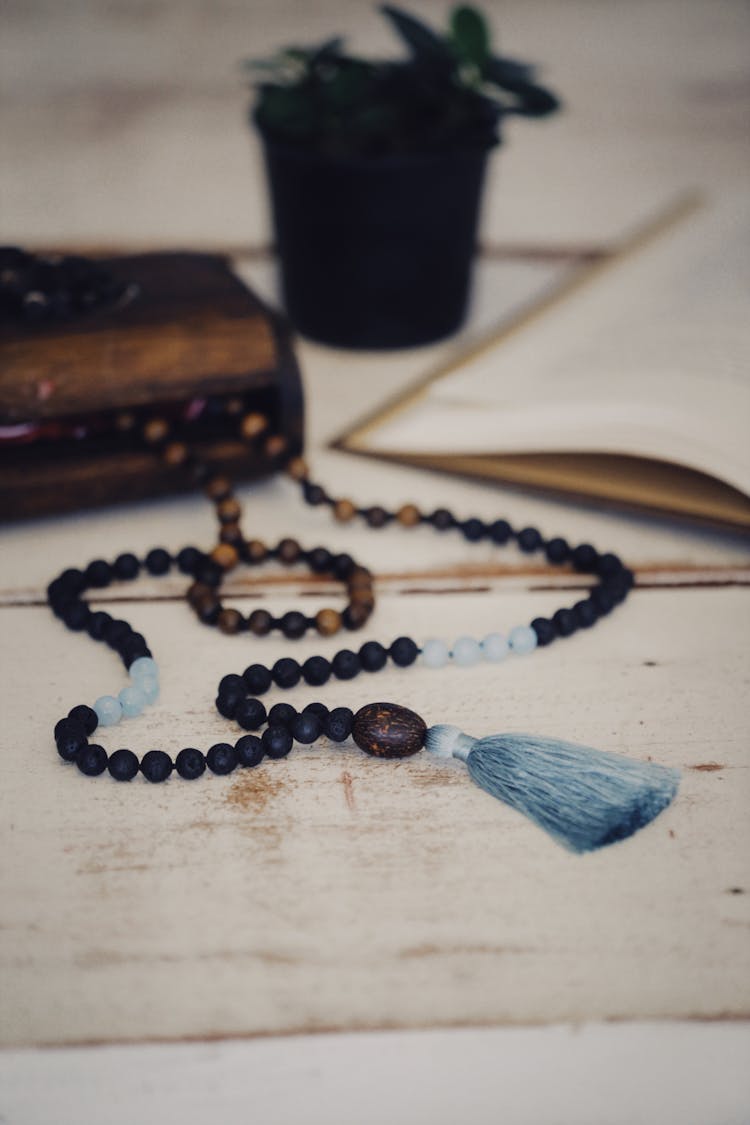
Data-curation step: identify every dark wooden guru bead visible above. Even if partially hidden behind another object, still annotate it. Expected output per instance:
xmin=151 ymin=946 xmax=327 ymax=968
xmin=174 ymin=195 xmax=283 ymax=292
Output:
xmin=351 ymin=702 xmax=427 ymax=759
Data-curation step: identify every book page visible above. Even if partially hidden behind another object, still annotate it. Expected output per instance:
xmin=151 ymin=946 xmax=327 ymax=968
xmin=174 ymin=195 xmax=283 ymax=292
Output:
xmin=363 ymin=199 xmax=750 ymax=497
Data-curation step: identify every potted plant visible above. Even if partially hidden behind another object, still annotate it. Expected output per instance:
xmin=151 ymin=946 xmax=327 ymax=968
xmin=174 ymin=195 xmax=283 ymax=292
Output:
xmin=246 ymin=5 xmax=560 ymax=349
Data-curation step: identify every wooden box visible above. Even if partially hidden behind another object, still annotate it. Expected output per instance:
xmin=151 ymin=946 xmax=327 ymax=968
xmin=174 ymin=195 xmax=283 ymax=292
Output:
xmin=0 ymin=253 xmax=304 ymax=520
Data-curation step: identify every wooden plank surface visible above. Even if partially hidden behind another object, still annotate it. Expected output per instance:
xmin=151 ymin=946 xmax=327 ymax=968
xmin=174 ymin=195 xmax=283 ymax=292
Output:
xmin=1 ymin=6 xmax=749 ymax=1117
xmin=2 ymin=562 xmax=749 ymax=1047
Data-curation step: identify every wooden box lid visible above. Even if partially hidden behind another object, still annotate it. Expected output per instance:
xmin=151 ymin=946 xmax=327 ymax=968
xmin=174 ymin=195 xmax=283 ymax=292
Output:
xmin=0 ymin=252 xmax=304 ymax=520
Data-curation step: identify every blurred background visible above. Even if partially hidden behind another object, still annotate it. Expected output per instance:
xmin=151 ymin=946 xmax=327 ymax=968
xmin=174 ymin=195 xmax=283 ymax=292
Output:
xmin=2 ymin=0 xmax=748 ymax=251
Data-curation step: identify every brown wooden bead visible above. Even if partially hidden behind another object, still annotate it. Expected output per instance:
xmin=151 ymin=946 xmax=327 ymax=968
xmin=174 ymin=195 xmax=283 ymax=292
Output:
xmin=115 ymin=410 xmax=137 ymax=433
xmin=396 ymin=503 xmax=421 ymax=527
xmin=315 ymin=608 xmax=342 ymax=636
xmin=219 ymin=522 xmax=243 ymax=546
xmin=350 ymin=588 xmax=375 ymax=609
xmin=264 ymin=433 xmax=288 ymax=459
xmin=352 ymin=702 xmax=427 ymax=759
xmin=239 ymin=412 xmax=268 ymax=441
xmin=217 ymin=608 xmax=243 ymax=635
xmin=204 ymin=475 xmax=233 ymax=501
xmin=187 ymin=581 xmax=213 ymax=607
xmin=286 ymin=456 xmax=309 ymax=481
xmin=245 ymin=538 xmax=268 ymax=564
xmin=196 ymin=596 xmax=220 ymax=624
xmin=277 ymin=537 xmax=301 ymax=564
xmin=217 ymin=497 xmax=242 ymax=524
xmin=348 ymin=566 xmax=373 ymax=590
xmin=211 ymin=543 xmax=239 ymax=571
xmin=247 ymin=609 xmax=274 ymax=636
xmin=334 ymin=498 xmax=357 ymax=523
xmin=163 ymin=441 xmax=189 ymax=467
xmin=143 ymin=417 xmax=170 ymax=445
xmin=342 ymin=602 xmax=371 ymax=629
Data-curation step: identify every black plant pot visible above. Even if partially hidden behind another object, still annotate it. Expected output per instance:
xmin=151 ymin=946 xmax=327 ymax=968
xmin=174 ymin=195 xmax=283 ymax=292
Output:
xmin=261 ymin=141 xmax=492 ymax=350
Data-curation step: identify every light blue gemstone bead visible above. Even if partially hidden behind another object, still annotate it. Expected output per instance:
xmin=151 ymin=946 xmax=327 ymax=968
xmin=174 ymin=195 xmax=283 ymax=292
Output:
xmin=509 ymin=625 xmax=538 ymax=655
xmin=481 ymin=632 xmax=509 ymax=662
xmin=118 ymin=684 xmax=147 ymax=718
xmin=94 ymin=694 xmax=123 ymax=727
xmin=421 ymin=639 xmax=450 ymax=668
xmin=129 ymin=656 xmax=159 ymax=682
xmin=451 ymin=636 xmax=482 ymax=667
xmin=137 ymin=675 xmax=160 ymax=704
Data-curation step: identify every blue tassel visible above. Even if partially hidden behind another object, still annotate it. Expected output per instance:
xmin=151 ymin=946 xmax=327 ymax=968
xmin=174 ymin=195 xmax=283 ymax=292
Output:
xmin=424 ymin=725 xmax=679 ymax=853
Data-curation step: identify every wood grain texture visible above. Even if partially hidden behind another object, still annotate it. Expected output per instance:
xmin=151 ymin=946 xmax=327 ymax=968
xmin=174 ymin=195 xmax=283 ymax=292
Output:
xmin=0 ymin=254 xmax=304 ymax=519
xmin=1 ymin=584 xmax=748 ymax=1047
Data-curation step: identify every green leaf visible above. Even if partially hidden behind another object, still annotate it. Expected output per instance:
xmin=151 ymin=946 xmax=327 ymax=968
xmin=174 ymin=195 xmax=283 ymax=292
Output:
xmin=450 ymin=6 xmax=490 ymax=65
xmin=483 ymin=54 xmax=536 ymax=86
xmin=380 ymin=5 xmax=453 ymax=62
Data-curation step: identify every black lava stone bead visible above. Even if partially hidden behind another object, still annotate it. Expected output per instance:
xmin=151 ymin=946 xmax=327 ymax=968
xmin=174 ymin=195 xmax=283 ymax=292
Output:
xmin=235 ymin=735 xmax=264 ymax=768
xmin=85 ymin=559 xmax=112 ymax=588
xmin=77 ymin=744 xmax=108 ymax=776
xmin=235 ymin=697 xmax=268 ymax=731
xmin=262 ymin=725 xmax=294 ymax=759
xmin=108 ymin=748 xmax=140 ymax=781
xmin=175 ymin=747 xmax=206 ymax=780
xmin=145 ymin=548 xmax=171 ymax=576
xmin=113 ymin=552 xmax=140 ymax=580
xmin=359 ymin=640 xmax=387 ymax=672
xmin=280 ymin=611 xmax=308 ymax=640
xmin=389 ymin=636 xmax=419 ymax=667
xmin=62 ymin=601 xmax=91 ymax=631
xmin=206 ymin=742 xmax=238 ymax=775
xmin=272 ymin=658 xmax=301 ymax=689
xmin=572 ymin=544 xmax=599 ymax=573
xmin=140 ymin=750 xmax=173 ymax=783
xmin=57 ymin=730 xmax=88 ymax=762
xmin=268 ymin=702 xmax=297 ymax=729
xmin=489 ymin=519 xmax=512 ymax=545
xmin=176 ymin=546 xmax=203 ymax=575
xmin=86 ymin=611 xmax=112 ymax=640
xmin=292 ymin=711 xmax=322 ymax=744
xmin=552 ymin=608 xmax=577 ymax=637
xmin=517 ymin=527 xmax=542 ymax=553
xmin=68 ymin=704 xmax=98 ymax=735
xmin=531 ymin=617 xmax=556 ymax=647
xmin=545 ymin=537 xmax=570 ymax=564
xmin=307 ymin=547 xmax=332 ymax=574
xmin=302 ymin=655 xmax=331 ymax=687
xmin=573 ymin=599 xmax=599 ymax=628
xmin=219 ymin=673 xmax=245 ymax=698
xmin=461 ymin=517 xmax=486 ymax=542
xmin=325 ymin=707 xmax=354 ymax=742
xmin=332 ymin=649 xmax=360 ymax=680
xmin=243 ymin=663 xmax=273 ymax=695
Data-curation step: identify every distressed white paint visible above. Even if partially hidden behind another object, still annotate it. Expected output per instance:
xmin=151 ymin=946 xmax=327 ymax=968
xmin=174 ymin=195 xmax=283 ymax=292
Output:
xmin=1 ymin=4 xmax=749 ymax=1120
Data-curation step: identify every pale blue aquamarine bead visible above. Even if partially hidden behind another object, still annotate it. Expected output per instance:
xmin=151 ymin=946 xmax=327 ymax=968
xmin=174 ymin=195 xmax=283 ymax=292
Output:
xmin=481 ymin=632 xmax=509 ymax=662
xmin=94 ymin=695 xmax=123 ymax=727
xmin=137 ymin=675 xmax=160 ymax=704
xmin=129 ymin=656 xmax=159 ymax=682
xmin=509 ymin=625 xmax=538 ymax=655
xmin=118 ymin=684 xmax=147 ymax=718
xmin=451 ymin=636 xmax=482 ymax=667
xmin=421 ymin=639 xmax=450 ymax=668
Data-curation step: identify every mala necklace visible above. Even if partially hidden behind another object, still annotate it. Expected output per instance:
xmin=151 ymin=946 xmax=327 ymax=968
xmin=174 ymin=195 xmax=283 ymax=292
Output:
xmin=17 ymin=246 xmax=678 ymax=853
xmin=46 ymin=400 xmax=680 ymax=854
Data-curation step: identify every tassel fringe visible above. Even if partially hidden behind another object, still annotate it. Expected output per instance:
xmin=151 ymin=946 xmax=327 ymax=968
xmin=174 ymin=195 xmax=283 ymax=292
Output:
xmin=424 ymin=725 xmax=679 ymax=853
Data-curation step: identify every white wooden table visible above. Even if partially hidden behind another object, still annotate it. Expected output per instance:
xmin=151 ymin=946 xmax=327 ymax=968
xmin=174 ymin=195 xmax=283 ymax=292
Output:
xmin=1 ymin=2 xmax=749 ymax=1121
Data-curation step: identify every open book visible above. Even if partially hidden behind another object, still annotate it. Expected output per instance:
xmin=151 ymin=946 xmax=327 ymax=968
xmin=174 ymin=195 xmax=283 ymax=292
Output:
xmin=336 ymin=198 xmax=750 ymax=531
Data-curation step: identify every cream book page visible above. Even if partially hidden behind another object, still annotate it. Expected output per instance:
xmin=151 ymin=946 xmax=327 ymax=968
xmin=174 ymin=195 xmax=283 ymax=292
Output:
xmin=360 ymin=198 xmax=750 ymax=498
